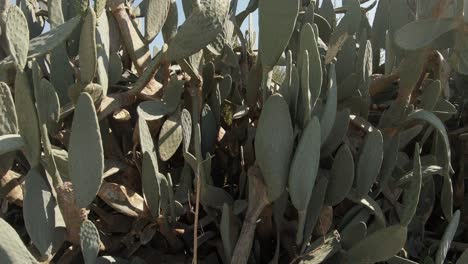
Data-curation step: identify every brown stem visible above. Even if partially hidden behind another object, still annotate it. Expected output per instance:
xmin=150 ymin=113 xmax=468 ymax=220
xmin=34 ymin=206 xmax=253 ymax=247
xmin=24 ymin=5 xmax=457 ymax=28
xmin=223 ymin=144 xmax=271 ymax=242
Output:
xmin=0 ymin=170 xmax=23 ymax=207
xmin=97 ymin=92 xmax=136 ymax=121
xmin=193 ymin=165 xmax=201 ymax=264
xmin=110 ymin=2 xmax=150 ymax=73
xmin=156 ymin=217 xmax=184 ymax=251
xmin=127 ymin=45 xmax=167 ymax=97
xmin=190 ymin=79 xmax=203 ymax=264
xmin=369 ymin=72 xmax=400 ymax=97
xmin=289 ymin=231 xmax=341 ymax=264
xmin=110 ymin=1 xmax=161 ymax=95
xmin=97 ymin=93 xmax=160 ymax=123
xmin=97 ymin=47 xmax=166 ymax=120
xmin=97 ymin=181 xmax=148 ymax=218
xmin=56 ymin=182 xmax=88 ymax=245
xmin=231 ymin=200 xmax=268 ymax=264
xmin=231 ymin=165 xmax=270 ymax=264
xmin=395 ymin=50 xmax=429 ymax=106
xmin=409 ymin=71 xmax=428 ymax=105
xmin=431 ymin=0 xmax=451 ymax=18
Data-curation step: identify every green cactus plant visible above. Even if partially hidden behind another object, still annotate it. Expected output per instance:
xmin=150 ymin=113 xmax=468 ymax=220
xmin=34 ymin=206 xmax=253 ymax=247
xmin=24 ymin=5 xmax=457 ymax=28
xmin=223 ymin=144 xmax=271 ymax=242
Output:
xmin=68 ymin=92 xmax=104 ymax=208
xmin=0 ymin=0 xmax=465 ymax=263
xmin=80 ymin=220 xmax=100 ymax=264
xmin=6 ymin=5 xmax=29 ymax=69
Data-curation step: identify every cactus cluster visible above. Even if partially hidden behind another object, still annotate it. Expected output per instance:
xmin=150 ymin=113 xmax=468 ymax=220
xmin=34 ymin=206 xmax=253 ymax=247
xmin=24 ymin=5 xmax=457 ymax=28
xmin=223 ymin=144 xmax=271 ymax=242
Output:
xmin=0 ymin=0 xmax=468 ymax=263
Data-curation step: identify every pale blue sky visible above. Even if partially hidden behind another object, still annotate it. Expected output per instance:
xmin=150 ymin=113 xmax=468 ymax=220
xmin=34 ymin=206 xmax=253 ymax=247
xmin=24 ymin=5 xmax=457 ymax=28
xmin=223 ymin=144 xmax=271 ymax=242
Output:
xmin=39 ymin=0 xmax=376 ymax=53
xmin=38 ymin=0 xmax=262 ymax=53
xmin=140 ymin=0 xmax=376 ymax=48
xmin=142 ymin=0 xmax=375 ymax=49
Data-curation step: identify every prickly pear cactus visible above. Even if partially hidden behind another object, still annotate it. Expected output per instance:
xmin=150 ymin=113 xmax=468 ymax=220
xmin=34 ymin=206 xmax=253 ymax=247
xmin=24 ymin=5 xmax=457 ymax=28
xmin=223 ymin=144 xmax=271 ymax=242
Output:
xmin=6 ymin=5 xmax=29 ymax=69
xmin=68 ymin=92 xmax=104 ymax=208
xmin=80 ymin=220 xmax=100 ymax=264
xmin=0 ymin=1 xmax=466 ymax=263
